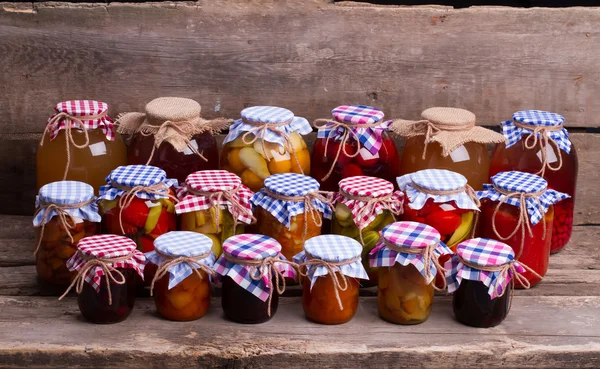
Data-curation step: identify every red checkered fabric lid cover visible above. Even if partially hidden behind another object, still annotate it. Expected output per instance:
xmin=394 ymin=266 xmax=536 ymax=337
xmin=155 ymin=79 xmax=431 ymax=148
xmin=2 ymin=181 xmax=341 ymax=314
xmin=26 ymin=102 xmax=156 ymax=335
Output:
xmin=46 ymin=100 xmax=115 ymax=141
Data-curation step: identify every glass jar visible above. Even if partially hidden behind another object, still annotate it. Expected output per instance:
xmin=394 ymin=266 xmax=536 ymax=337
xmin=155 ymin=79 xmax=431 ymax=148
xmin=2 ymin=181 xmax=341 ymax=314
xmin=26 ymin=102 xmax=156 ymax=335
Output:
xmin=78 ymin=268 xmax=137 ymax=324
xmin=311 ymin=105 xmax=400 ymax=191
xmin=37 ymin=100 xmax=127 ymax=193
xmin=452 ymin=279 xmax=509 ymax=328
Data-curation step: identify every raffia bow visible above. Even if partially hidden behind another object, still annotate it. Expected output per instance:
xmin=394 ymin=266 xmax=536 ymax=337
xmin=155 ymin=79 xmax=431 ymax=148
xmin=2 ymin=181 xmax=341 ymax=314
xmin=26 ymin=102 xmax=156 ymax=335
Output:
xmin=149 ymin=249 xmax=214 ymax=296
xmin=513 ymin=122 xmax=564 ymax=177
xmin=394 ymin=118 xmax=474 ymax=159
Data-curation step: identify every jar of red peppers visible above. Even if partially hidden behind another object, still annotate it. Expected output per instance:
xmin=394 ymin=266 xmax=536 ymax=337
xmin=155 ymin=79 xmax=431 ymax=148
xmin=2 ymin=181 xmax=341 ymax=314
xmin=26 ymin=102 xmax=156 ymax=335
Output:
xmin=59 ymin=234 xmax=145 ymax=324
xmin=490 ymin=110 xmax=578 ymax=254
xmin=33 ymin=181 xmax=100 ymax=286
xmin=476 ymin=171 xmax=569 ymax=288
xmin=312 ymin=105 xmax=399 ymax=191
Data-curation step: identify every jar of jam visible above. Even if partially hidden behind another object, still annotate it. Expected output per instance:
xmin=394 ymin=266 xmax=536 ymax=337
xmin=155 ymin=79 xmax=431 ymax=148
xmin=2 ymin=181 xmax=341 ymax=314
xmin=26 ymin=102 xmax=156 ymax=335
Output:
xmin=214 ymin=234 xmax=297 ymax=324
xmin=37 ymin=100 xmax=127 ymax=193
xmin=293 ymin=235 xmax=368 ymax=324
xmin=392 ymin=107 xmax=505 ymax=190
xmin=490 ymin=110 xmax=578 ymax=254
xmin=332 ymin=176 xmax=404 ymax=285
xmin=251 ymin=173 xmax=333 ymax=261
xmin=33 ymin=181 xmax=100 ymax=286
xmin=146 ymin=232 xmax=216 ymax=321
xmin=370 ymin=221 xmax=452 ymax=325
xmin=476 ymin=171 xmax=569 ymax=288
xmin=176 ymin=170 xmax=255 ymax=258
xmin=311 ymin=105 xmax=399 ymax=191
xmin=59 ymin=234 xmax=145 ymax=324
xmin=220 ymin=106 xmax=312 ymax=192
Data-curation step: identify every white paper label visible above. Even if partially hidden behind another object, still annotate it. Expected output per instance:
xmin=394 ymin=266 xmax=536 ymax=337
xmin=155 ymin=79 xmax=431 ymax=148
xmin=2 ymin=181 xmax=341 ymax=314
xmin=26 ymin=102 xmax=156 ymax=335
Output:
xmin=183 ymin=139 xmax=200 ymax=156
xmin=88 ymin=142 xmax=107 ymax=157
xmin=439 ymin=203 xmax=457 ymax=211
xmin=536 ymin=145 xmax=558 ymax=164
xmin=359 ymin=147 xmax=380 ymax=161
xmin=449 ymin=145 xmax=470 ymax=163
xmin=73 ymin=216 xmax=84 ymax=224
xmin=145 ymin=201 xmax=161 ymax=208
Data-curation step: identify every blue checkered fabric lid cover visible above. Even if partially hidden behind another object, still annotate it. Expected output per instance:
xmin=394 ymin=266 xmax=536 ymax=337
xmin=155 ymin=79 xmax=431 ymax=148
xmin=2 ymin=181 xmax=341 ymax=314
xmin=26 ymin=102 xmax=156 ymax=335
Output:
xmin=145 ymin=231 xmax=216 ymax=290
xmin=223 ymin=106 xmax=312 ymax=147
xmin=397 ymin=169 xmax=479 ymax=211
xmin=501 ymin=110 xmax=571 ymax=153
xmin=99 ymin=165 xmax=178 ymax=201
xmin=34 ymin=181 xmax=101 ymax=226
xmin=477 ymin=171 xmax=569 ymax=225
xmin=369 ymin=222 xmax=452 ymax=284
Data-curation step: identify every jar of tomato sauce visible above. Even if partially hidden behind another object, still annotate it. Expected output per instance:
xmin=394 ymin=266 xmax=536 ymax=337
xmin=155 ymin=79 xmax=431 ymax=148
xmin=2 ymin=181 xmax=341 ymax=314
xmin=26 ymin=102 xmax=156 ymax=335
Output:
xmin=392 ymin=107 xmax=505 ymax=190
xmin=490 ymin=110 xmax=578 ymax=254
xmin=220 ymin=106 xmax=312 ymax=192
xmin=311 ymin=105 xmax=399 ymax=192
xmin=37 ymin=100 xmax=127 ymax=193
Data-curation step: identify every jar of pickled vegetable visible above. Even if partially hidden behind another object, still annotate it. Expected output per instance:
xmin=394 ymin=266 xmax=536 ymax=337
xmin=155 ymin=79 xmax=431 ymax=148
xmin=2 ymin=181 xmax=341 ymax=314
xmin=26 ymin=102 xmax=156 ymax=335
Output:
xmin=214 ymin=234 xmax=297 ymax=324
xmin=312 ymin=105 xmax=400 ymax=191
xmin=146 ymin=232 xmax=216 ymax=321
xmin=176 ymin=170 xmax=255 ymax=258
xmin=220 ymin=106 xmax=312 ymax=192
xmin=60 ymin=234 xmax=145 ymax=324
xmin=117 ymin=97 xmax=228 ymax=184
xmin=490 ymin=110 xmax=578 ymax=254
xmin=476 ymin=171 xmax=569 ymax=288
xmin=251 ymin=173 xmax=333 ymax=261
xmin=293 ymin=235 xmax=368 ymax=324
xmin=37 ymin=100 xmax=128 ymax=193
xmin=392 ymin=107 xmax=505 ymax=190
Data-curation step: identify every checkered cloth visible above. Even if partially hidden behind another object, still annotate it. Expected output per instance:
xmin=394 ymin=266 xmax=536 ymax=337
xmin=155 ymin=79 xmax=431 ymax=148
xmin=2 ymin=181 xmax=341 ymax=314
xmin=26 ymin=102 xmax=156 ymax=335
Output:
xmin=369 ymin=222 xmax=452 ymax=284
xmin=445 ymin=238 xmax=525 ymax=299
xmin=175 ymin=170 xmax=254 ymax=224
xmin=223 ymin=106 xmax=312 ymax=147
xmin=99 ymin=165 xmax=178 ymax=201
xmin=213 ymin=234 xmax=296 ymax=301
xmin=66 ymin=234 xmax=145 ymax=292
xmin=145 ymin=231 xmax=216 ymax=290
xmin=501 ymin=110 xmax=571 ymax=153
xmin=34 ymin=181 xmax=101 ymax=226
xmin=316 ymin=105 xmax=391 ymax=155
xmin=397 ymin=169 xmax=480 ymax=211
xmin=293 ymin=235 xmax=368 ymax=289
xmin=46 ymin=100 xmax=115 ymax=141
xmin=477 ymin=171 xmax=569 ymax=226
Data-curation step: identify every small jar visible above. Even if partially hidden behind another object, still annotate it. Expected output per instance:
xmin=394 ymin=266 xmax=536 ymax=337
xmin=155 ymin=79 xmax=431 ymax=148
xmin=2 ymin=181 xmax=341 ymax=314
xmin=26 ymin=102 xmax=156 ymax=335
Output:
xmin=311 ymin=105 xmax=400 ymax=191
xmin=214 ymin=234 xmax=296 ymax=324
xmin=220 ymin=106 xmax=312 ymax=192
xmin=36 ymin=100 xmax=127 ymax=193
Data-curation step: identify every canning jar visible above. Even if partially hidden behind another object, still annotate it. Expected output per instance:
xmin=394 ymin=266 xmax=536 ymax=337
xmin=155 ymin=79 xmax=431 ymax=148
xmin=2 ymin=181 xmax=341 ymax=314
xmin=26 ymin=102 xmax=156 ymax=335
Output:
xmin=311 ymin=105 xmax=399 ymax=191
xmin=490 ymin=110 xmax=578 ymax=254
xmin=294 ymin=235 xmax=367 ymax=324
xmin=220 ymin=106 xmax=312 ymax=192
xmin=392 ymin=107 xmax=505 ymax=190
xmin=37 ymin=100 xmax=127 ymax=193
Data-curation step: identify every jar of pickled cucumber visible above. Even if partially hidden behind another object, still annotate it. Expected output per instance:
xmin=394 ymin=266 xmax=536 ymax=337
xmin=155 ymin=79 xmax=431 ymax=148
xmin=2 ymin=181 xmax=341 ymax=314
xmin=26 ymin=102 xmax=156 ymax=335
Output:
xmin=176 ymin=170 xmax=255 ymax=258
xmin=220 ymin=106 xmax=312 ymax=192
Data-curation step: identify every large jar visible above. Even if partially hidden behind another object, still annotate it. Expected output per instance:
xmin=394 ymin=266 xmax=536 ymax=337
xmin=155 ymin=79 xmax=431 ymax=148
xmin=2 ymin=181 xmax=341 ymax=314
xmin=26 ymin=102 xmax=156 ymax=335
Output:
xmin=392 ymin=107 xmax=505 ymax=191
xmin=490 ymin=110 xmax=578 ymax=254
xmin=220 ymin=106 xmax=312 ymax=192
xmin=37 ymin=100 xmax=127 ymax=193
xmin=311 ymin=105 xmax=399 ymax=191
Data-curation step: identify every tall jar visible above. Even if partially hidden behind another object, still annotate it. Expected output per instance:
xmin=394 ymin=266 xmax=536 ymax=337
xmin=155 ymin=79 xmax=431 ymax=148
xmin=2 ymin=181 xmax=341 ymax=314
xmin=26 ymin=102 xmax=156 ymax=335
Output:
xmin=392 ymin=107 xmax=505 ymax=190
xmin=294 ymin=235 xmax=368 ymax=325
xmin=176 ymin=170 xmax=255 ymax=258
xmin=311 ymin=105 xmax=399 ymax=191
xmin=37 ymin=100 xmax=127 ymax=193
xmin=33 ymin=181 xmax=100 ymax=286
xmin=220 ymin=106 xmax=312 ymax=192
xmin=490 ymin=110 xmax=578 ymax=254
xmin=117 ymin=97 xmax=227 ymax=184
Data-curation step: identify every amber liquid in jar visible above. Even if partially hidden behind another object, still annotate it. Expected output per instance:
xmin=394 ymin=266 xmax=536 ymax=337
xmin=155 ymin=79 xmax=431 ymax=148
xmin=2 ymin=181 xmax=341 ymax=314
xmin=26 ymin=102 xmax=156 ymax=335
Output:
xmin=302 ymin=273 xmax=359 ymax=324
xmin=153 ymin=271 xmax=211 ymax=321
xmin=221 ymin=276 xmax=279 ymax=324
xmin=180 ymin=208 xmax=242 ymax=258
xmin=78 ymin=268 xmax=136 ymax=324
xmin=453 ymin=279 xmax=510 ymax=328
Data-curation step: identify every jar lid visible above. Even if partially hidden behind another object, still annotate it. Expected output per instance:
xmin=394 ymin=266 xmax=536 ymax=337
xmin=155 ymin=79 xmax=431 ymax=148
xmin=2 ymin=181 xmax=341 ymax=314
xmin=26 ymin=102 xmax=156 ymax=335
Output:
xmin=411 ymin=169 xmax=467 ymax=192
xmin=241 ymin=106 xmax=295 ymax=124
xmin=512 ymin=110 xmax=564 ymax=128
xmin=99 ymin=165 xmax=178 ymax=202
xmin=421 ymin=107 xmax=475 ymax=127
xmin=264 ymin=173 xmax=319 ymax=197
xmin=456 ymin=238 xmax=514 ymax=267
xmin=182 ymin=170 xmax=242 ymax=193
xmin=381 ymin=221 xmax=441 ymax=249
xmin=34 ymin=181 xmax=101 ymax=226
xmin=222 ymin=234 xmax=281 ymax=261
xmin=331 ymin=105 xmax=384 ymax=125
xmin=145 ymin=97 xmax=201 ymax=123
xmin=46 ymin=100 xmax=115 ymax=141
xmin=338 ymin=176 xmax=394 ymax=198
xmin=491 ymin=171 xmax=547 ymax=194
xmin=501 ymin=110 xmax=571 ymax=154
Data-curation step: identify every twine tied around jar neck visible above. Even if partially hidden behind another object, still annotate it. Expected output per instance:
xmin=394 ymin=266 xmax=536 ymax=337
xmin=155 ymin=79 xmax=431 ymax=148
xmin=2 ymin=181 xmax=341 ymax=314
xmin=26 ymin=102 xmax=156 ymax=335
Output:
xmin=149 ymin=249 xmax=214 ymax=296
xmin=403 ymin=119 xmax=474 ymax=159
xmin=187 ymin=186 xmax=256 ymax=232
xmin=513 ymin=121 xmax=564 ymax=177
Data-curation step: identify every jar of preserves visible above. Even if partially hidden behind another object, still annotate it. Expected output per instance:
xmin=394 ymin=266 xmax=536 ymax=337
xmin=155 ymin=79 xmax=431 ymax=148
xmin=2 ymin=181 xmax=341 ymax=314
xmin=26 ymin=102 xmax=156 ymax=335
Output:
xmin=476 ymin=171 xmax=569 ymax=288
xmin=176 ymin=170 xmax=255 ymax=258
xmin=311 ymin=105 xmax=400 ymax=191
xmin=490 ymin=110 xmax=578 ymax=254
xmin=59 ymin=234 xmax=145 ymax=324
xmin=146 ymin=231 xmax=216 ymax=321
xmin=392 ymin=107 xmax=505 ymax=190
xmin=37 ymin=100 xmax=128 ymax=193
xmin=220 ymin=106 xmax=312 ymax=192
xmin=117 ymin=97 xmax=228 ymax=184
xmin=293 ymin=235 xmax=368 ymax=324
xmin=214 ymin=234 xmax=297 ymax=324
